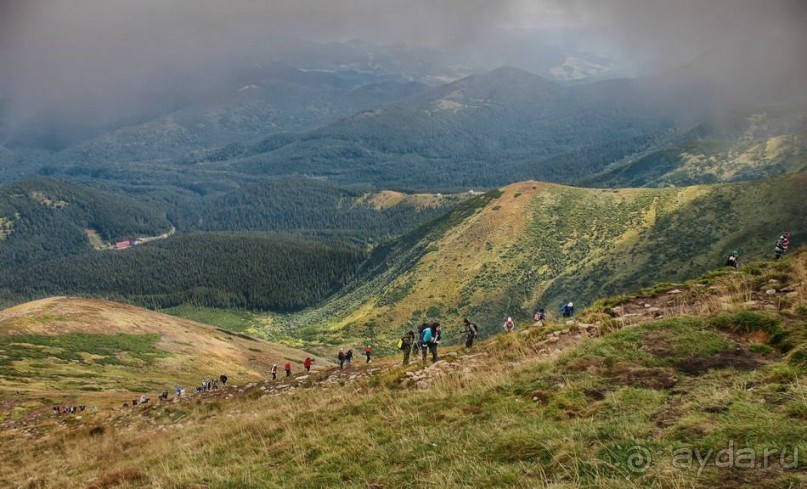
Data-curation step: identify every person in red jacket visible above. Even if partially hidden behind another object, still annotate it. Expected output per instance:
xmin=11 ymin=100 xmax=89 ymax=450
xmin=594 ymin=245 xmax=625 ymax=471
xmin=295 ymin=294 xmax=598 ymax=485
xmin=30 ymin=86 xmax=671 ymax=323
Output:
xmin=303 ymin=357 xmax=313 ymax=372
xmin=284 ymin=362 xmax=292 ymax=377
xmin=365 ymin=346 xmax=372 ymax=363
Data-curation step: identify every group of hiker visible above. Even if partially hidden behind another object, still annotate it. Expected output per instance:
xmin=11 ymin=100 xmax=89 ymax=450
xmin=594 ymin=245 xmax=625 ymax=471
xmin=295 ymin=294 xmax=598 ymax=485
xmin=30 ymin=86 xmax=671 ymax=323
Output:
xmin=267 ymin=358 xmax=317 ymax=379
xmin=775 ymin=231 xmax=791 ymax=260
xmin=269 ymin=363 xmax=289 ymax=379
xmin=195 ymin=376 xmax=223 ymax=394
xmin=726 ymin=231 xmax=793 ymax=269
xmin=335 ymin=347 xmax=373 ymax=369
xmin=397 ymin=322 xmax=446 ymax=365
xmin=395 ymin=307 xmax=564 ymax=364
xmin=124 ymin=394 xmax=152 ymax=408
xmin=53 ymin=405 xmax=96 ymax=415
xmin=116 ymin=374 xmax=229 ymax=410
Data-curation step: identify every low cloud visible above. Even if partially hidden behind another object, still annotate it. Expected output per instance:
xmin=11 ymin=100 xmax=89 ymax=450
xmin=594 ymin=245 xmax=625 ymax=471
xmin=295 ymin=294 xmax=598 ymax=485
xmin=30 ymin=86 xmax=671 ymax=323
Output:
xmin=0 ymin=0 xmax=804 ymax=145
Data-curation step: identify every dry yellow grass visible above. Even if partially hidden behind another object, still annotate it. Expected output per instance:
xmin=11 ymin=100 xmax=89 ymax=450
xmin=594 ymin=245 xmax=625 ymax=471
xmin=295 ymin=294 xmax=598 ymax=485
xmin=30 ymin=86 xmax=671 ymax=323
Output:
xmin=358 ymin=190 xmax=458 ymax=210
xmin=0 ymin=297 xmax=330 ymax=399
xmin=352 ymin=182 xmax=555 ymax=327
xmin=1 ymin=253 xmax=805 ymax=488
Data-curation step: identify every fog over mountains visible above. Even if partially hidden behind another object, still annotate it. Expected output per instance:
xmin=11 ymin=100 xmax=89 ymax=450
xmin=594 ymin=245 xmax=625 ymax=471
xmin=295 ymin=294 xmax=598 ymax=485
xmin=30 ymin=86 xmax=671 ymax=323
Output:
xmin=1 ymin=0 xmax=804 ymax=150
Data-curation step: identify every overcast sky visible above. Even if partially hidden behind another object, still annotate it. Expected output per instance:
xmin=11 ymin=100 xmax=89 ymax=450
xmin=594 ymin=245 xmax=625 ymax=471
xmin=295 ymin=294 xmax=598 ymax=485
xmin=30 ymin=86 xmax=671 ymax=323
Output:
xmin=1 ymin=0 xmax=805 ymax=138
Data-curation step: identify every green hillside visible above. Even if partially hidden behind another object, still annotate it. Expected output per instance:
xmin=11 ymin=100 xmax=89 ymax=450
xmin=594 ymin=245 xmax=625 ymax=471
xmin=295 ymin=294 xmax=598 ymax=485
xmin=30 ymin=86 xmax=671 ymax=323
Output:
xmin=172 ymin=177 xmax=461 ymax=244
xmin=2 ymin=250 xmax=804 ymax=488
xmin=0 ymin=177 xmax=462 ymax=311
xmin=587 ymin=109 xmax=807 ymax=187
xmin=253 ymin=175 xmax=805 ymax=350
xmin=21 ymin=73 xmax=804 ymax=196
xmin=0 ymin=178 xmax=171 ymax=268
xmin=0 ymin=296 xmax=331 ymax=397
xmin=0 ymin=233 xmax=366 ymax=312
xmin=207 ymin=67 xmax=671 ymax=189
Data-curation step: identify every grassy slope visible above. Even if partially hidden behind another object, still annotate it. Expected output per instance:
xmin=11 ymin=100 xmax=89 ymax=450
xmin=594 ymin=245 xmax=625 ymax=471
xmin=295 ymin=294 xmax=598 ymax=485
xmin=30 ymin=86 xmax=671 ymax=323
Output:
xmin=0 ymin=297 xmax=330 ymax=399
xmin=1 ymin=250 xmax=804 ymax=488
xmin=251 ymin=175 xmax=805 ymax=351
xmin=585 ymin=109 xmax=807 ymax=188
xmin=587 ymin=135 xmax=806 ymax=188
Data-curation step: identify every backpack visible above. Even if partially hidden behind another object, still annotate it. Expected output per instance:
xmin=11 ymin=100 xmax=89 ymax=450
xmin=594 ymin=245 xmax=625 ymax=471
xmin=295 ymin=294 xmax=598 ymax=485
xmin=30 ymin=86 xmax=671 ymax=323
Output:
xmin=421 ymin=327 xmax=433 ymax=344
xmin=469 ymin=323 xmax=478 ymax=337
xmin=397 ymin=338 xmax=404 ymax=350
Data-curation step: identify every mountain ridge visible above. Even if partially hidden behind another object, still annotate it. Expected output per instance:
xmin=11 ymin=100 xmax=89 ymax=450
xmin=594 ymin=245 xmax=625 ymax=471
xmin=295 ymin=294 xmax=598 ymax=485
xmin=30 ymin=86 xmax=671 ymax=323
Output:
xmin=255 ymin=174 xmax=805 ymax=349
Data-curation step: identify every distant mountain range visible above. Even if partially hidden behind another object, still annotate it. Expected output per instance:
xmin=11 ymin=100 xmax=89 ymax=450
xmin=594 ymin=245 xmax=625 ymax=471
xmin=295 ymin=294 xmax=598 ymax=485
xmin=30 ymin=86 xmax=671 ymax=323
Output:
xmin=196 ymin=67 xmax=674 ymax=189
xmin=3 ymin=55 xmax=803 ymax=195
xmin=47 ymin=65 xmax=429 ymax=167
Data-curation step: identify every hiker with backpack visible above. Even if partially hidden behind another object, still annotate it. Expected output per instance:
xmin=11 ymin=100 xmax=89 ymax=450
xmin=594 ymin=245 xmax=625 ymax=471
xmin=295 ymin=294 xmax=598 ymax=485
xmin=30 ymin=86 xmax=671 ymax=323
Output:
xmin=420 ymin=324 xmax=432 ymax=362
xmin=464 ymin=318 xmax=479 ymax=348
xmin=284 ymin=362 xmax=292 ymax=377
xmin=533 ymin=308 xmax=546 ymax=327
xmin=337 ymin=349 xmax=346 ymax=370
xmin=271 ymin=364 xmax=278 ymax=380
xmin=503 ymin=317 xmax=515 ymax=332
xmin=400 ymin=330 xmax=415 ymax=365
xmin=365 ymin=346 xmax=372 ymax=363
xmin=303 ymin=357 xmax=313 ymax=372
xmin=219 ymin=374 xmax=228 ymax=386
xmin=775 ymin=231 xmax=791 ymax=260
xmin=725 ymin=250 xmax=740 ymax=269
xmin=421 ymin=322 xmax=442 ymax=363
xmin=346 ymin=349 xmax=354 ymax=366
xmin=561 ymin=302 xmax=575 ymax=318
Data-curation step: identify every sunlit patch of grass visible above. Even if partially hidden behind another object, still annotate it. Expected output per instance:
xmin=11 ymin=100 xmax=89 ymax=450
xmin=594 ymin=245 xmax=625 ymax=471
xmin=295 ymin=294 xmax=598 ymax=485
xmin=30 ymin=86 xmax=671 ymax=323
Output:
xmin=0 ymin=333 xmax=164 ymax=367
xmin=162 ymin=305 xmax=258 ymax=333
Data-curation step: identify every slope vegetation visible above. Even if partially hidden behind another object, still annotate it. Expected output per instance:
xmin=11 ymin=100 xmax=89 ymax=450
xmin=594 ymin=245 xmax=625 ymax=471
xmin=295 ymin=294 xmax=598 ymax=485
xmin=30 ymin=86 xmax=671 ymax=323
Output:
xmin=0 ymin=297 xmax=327 ymax=397
xmin=588 ymin=109 xmax=807 ymax=187
xmin=172 ymin=176 xmax=462 ymax=244
xmin=269 ymin=174 xmax=805 ymax=348
xmin=211 ymin=67 xmax=671 ymax=189
xmin=0 ymin=233 xmax=366 ymax=312
xmin=0 ymin=178 xmax=171 ymax=268
xmin=1 ymin=251 xmax=804 ymax=488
